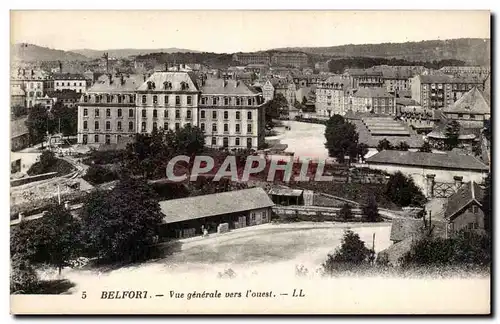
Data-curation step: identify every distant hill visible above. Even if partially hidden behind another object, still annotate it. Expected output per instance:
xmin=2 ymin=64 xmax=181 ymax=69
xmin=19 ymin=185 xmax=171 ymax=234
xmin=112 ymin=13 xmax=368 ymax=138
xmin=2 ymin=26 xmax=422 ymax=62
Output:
xmin=11 ymin=43 xmax=89 ymax=62
xmin=71 ymin=48 xmax=201 ymax=59
xmin=275 ymin=38 xmax=491 ymax=66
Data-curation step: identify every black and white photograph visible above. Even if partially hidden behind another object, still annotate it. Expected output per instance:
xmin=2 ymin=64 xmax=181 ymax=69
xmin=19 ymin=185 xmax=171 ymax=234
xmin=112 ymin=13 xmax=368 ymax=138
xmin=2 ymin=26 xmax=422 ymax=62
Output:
xmin=8 ymin=10 xmax=491 ymax=315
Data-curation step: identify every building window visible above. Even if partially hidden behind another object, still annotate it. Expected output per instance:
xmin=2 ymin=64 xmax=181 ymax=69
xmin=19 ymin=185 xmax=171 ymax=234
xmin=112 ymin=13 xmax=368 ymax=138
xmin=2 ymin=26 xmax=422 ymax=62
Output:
xmin=247 ymin=138 xmax=252 ymax=148
xmin=142 ymin=95 xmax=147 ymax=104
xmin=200 ymin=123 xmax=205 ymax=132
xmin=105 ymin=135 xmax=111 ymax=145
xmin=187 ymin=96 xmax=192 ymax=105
xmin=247 ymin=111 xmax=252 ymax=120
xmin=116 ymin=108 xmax=122 ymax=118
xmin=107 ymin=95 xmax=111 ymax=103
xmin=117 ymin=121 xmax=122 ymax=131
xmin=106 ymin=121 xmax=111 ymax=130
xmin=83 ymin=108 xmax=88 ymax=117
xmin=236 ymin=98 xmax=240 ymax=106
xmin=471 ymin=205 xmax=479 ymax=214
xmin=235 ymin=137 xmax=240 ymax=146
xmin=94 ymin=121 xmax=99 ymax=130
xmin=201 ymin=110 xmax=206 ymax=119
xmin=106 ymin=109 xmax=111 ymax=117
xmin=235 ymin=124 xmax=240 ymax=133
xmin=224 ymin=97 xmax=229 ymax=105
xmin=164 ymin=110 xmax=168 ymax=118
xmin=129 ymin=109 xmax=134 ymax=118
xmin=153 ymin=95 xmax=158 ymax=104
xmin=212 ymin=97 xmax=217 ymax=105
xmin=236 ymin=111 xmax=240 ymax=120
xmin=175 ymin=96 xmax=181 ymax=105
xmin=128 ymin=121 xmax=134 ymax=131
xmin=164 ymin=95 xmax=169 ymax=106
xmin=223 ymin=137 xmax=229 ymax=148
xmin=212 ymin=123 xmax=217 ymax=133
xmin=163 ymin=122 xmax=168 ymax=130
xmin=142 ymin=109 xmax=146 ymax=118
xmin=94 ymin=134 xmax=99 ymax=143
xmin=247 ymin=124 xmax=252 ymax=133
xmin=94 ymin=108 xmax=99 ymax=117
xmin=118 ymin=95 xmax=122 ymax=104
xmin=82 ymin=134 xmax=88 ymax=144
xmin=56 ymin=82 xmax=59 ymax=86
xmin=187 ymin=110 xmax=192 ymax=119
xmin=141 ymin=122 xmax=146 ymax=132
xmin=248 ymin=98 xmax=252 ymax=105
xmin=212 ymin=111 xmax=217 ymax=119
xmin=224 ymin=123 xmax=229 ymax=133
xmin=175 ymin=123 xmax=180 ymax=130
xmin=224 ymin=111 xmax=229 ymax=120
xmin=175 ymin=109 xmax=180 ymax=119
xmin=211 ymin=137 xmax=216 ymax=146
xmin=83 ymin=121 xmax=88 ymax=130
xmin=153 ymin=122 xmax=157 ymax=131
xmin=153 ymin=109 xmax=158 ymax=118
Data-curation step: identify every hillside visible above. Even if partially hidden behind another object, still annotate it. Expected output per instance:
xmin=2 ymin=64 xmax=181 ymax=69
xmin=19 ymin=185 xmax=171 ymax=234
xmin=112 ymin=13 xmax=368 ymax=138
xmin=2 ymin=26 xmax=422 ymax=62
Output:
xmin=275 ymin=38 xmax=491 ymax=66
xmin=71 ymin=48 xmax=201 ymax=59
xmin=11 ymin=43 xmax=89 ymax=62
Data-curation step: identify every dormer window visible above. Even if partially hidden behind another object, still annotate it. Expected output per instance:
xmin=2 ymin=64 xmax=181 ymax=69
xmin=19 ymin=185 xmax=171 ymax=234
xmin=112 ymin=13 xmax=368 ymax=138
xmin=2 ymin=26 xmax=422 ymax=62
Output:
xmin=164 ymin=81 xmax=172 ymax=90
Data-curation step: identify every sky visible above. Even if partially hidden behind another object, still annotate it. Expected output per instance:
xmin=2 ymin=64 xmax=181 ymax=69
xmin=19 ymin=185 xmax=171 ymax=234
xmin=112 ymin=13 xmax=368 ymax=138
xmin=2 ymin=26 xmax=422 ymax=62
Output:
xmin=10 ymin=10 xmax=491 ymax=53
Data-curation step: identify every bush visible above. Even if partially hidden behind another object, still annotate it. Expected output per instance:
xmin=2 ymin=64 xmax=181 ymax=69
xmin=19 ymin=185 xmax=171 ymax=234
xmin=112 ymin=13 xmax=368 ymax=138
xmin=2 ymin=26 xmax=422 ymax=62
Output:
xmin=27 ymin=150 xmax=73 ymax=176
xmin=83 ymin=165 xmax=119 ymax=185
xmin=385 ymin=171 xmax=426 ymax=207
xmin=339 ymin=203 xmax=354 ymax=220
xmin=10 ymin=256 xmax=39 ymax=294
xmin=323 ymin=230 xmax=374 ymax=275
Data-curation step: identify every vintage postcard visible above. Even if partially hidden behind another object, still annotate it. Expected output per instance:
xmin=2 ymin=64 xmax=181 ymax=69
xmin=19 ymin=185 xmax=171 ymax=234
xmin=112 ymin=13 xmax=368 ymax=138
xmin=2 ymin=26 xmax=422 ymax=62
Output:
xmin=9 ymin=10 xmax=491 ymax=315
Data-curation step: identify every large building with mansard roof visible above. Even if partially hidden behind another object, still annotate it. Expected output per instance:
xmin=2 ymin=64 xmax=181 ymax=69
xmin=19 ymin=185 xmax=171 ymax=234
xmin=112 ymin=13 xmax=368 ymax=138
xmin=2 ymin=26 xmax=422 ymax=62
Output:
xmin=77 ymin=71 xmax=266 ymax=149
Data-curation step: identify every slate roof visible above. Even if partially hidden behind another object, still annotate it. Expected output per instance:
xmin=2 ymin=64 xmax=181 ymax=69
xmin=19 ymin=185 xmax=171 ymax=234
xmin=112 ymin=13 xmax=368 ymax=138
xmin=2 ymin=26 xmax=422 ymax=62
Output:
xmin=136 ymin=71 xmax=200 ymax=92
xmin=88 ymin=74 xmax=144 ymax=93
xmin=442 ymin=87 xmax=490 ymax=115
xmin=418 ymin=75 xmax=484 ymax=84
xmin=444 ymin=181 xmax=485 ymax=221
xmin=52 ymin=73 xmax=86 ymax=80
xmin=365 ymin=150 xmax=489 ymax=171
xmin=11 ymin=87 xmax=25 ymax=96
xmin=47 ymin=90 xmax=82 ymax=100
xmin=159 ymin=187 xmax=274 ymax=224
xmin=268 ymin=188 xmax=303 ymax=197
xmin=201 ymin=78 xmax=259 ymax=95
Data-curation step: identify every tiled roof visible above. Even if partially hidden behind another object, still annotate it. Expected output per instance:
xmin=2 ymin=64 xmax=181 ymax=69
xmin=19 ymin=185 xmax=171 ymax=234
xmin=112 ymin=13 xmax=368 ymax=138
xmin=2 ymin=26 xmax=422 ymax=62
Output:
xmin=89 ymin=74 xmax=144 ymax=93
xmin=390 ymin=217 xmax=425 ymax=242
xmin=444 ymin=181 xmax=485 ymax=220
xmin=419 ymin=74 xmax=484 ymax=84
xmin=352 ymin=87 xmax=393 ymax=98
xmin=366 ymin=150 xmax=489 ymax=171
xmin=201 ymin=78 xmax=259 ymax=95
xmin=159 ymin=187 xmax=274 ymax=224
xmin=52 ymin=73 xmax=86 ymax=80
xmin=136 ymin=71 xmax=200 ymax=92
xmin=442 ymin=87 xmax=490 ymax=115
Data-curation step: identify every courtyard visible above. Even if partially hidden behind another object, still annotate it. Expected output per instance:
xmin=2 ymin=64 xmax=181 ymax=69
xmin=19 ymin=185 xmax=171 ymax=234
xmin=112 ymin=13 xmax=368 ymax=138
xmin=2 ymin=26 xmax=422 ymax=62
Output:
xmin=270 ymin=121 xmax=328 ymax=160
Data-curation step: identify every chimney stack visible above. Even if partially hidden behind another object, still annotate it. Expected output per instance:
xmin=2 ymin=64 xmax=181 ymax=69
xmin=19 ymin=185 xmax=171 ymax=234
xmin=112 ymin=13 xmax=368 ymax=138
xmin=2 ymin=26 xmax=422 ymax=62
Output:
xmin=143 ymin=74 xmax=147 ymax=82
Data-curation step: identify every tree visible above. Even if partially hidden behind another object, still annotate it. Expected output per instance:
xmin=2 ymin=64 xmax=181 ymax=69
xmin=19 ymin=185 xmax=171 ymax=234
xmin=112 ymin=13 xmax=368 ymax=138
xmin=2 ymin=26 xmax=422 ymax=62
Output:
xmin=26 ymin=104 xmax=49 ymax=146
xmin=10 ymin=256 xmax=39 ymax=294
xmin=322 ymin=230 xmax=372 ymax=274
xmin=339 ymin=203 xmax=353 ymax=220
xmin=27 ymin=150 xmax=57 ymax=175
xmin=11 ymin=105 xmax=27 ymax=118
xmin=376 ymin=138 xmax=394 ymax=152
xmin=264 ymin=93 xmax=288 ymax=122
xmin=83 ymin=165 xmax=118 ymax=185
xmin=11 ymin=204 xmax=81 ymax=275
xmin=419 ymin=141 xmax=433 ymax=153
xmin=396 ymin=141 xmax=410 ymax=151
xmin=80 ymin=177 xmax=164 ymax=263
xmin=385 ymin=171 xmax=426 ymax=207
xmin=51 ymin=102 xmax=78 ymax=137
xmin=166 ymin=124 xmax=205 ymax=156
xmin=362 ymin=194 xmax=381 ymax=222
xmin=444 ymin=120 xmax=461 ymax=150
xmin=324 ymin=115 xmax=359 ymax=164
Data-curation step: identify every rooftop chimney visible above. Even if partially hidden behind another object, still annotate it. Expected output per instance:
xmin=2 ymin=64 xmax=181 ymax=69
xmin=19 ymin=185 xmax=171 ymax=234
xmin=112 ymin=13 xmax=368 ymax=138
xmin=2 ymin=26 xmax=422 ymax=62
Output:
xmin=108 ymin=73 xmax=113 ymax=84
xmin=143 ymin=74 xmax=147 ymax=82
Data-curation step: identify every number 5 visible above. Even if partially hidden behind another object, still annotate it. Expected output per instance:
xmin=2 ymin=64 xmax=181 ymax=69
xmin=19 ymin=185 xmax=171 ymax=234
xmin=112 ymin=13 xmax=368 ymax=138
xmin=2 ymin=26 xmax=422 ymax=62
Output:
xmin=82 ymin=291 xmax=87 ymax=299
